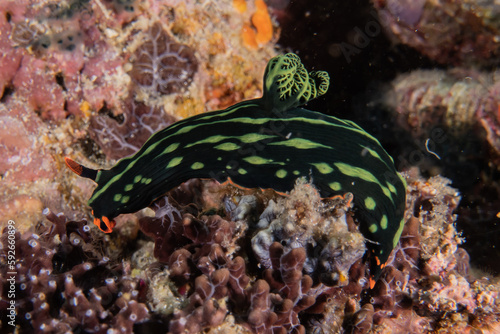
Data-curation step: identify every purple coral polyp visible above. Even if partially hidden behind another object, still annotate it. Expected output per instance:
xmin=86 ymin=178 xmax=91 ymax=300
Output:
xmin=0 ymin=209 xmax=149 ymax=332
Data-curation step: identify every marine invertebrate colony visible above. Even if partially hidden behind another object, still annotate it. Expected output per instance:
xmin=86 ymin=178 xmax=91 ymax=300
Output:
xmin=130 ymin=22 xmax=198 ymax=96
xmin=65 ymin=53 xmax=406 ymax=283
xmin=240 ymin=0 xmax=274 ymax=49
xmin=89 ymin=99 xmax=178 ymax=160
xmin=0 ymin=209 xmax=149 ymax=332
xmin=139 ymin=179 xmax=360 ymax=333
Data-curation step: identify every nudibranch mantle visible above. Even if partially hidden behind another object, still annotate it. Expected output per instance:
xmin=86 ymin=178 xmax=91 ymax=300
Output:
xmin=65 ymin=53 xmax=406 ymax=282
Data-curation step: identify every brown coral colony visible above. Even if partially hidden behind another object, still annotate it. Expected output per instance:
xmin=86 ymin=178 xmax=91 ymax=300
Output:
xmin=130 ymin=23 xmax=198 ymax=95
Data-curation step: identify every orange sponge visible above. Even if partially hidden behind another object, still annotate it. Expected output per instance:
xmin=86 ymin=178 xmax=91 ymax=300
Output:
xmin=240 ymin=0 xmax=273 ymax=49
xmin=233 ymin=0 xmax=247 ymax=13
xmin=241 ymin=23 xmax=258 ymax=49
xmin=252 ymin=0 xmax=273 ymax=45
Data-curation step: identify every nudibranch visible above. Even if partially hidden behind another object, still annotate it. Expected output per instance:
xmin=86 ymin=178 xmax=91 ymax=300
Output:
xmin=65 ymin=53 xmax=406 ymax=284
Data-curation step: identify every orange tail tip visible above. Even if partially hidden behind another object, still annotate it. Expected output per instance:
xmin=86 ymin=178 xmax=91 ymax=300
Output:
xmin=64 ymin=157 xmax=98 ymax=181
xmin=369 ymin=277 xmax=377 ymax=289
xmin=65 ymin=157 xmax=83 ymax=176
xmin=94 ymin=216 xmax=116 ymax=233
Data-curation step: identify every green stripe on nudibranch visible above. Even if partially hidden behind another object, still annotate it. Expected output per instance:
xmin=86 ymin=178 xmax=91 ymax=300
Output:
xmin=268 ymin=138 xmax=331 ymax=149
xmin=213 ymin=142 xmax=240 ymax=151
xmin=185 ymin=133 xmax=276 ymax=148
xmin=329 ymin=182 xmax=342 ymax=191
xmin=334 ymin=162 xmax=395 ymax=203
xmin=163 ymin=143 xmax=180 ymax=153
xmin=380 ymin=215 xmax=388 ymax=230
xmin=65 ymin=53 xmax=406 ymax=286
xmin=242 ymin=156 xmax=283 ymax=165
xmin=393 ymin=219 xmax=405 ymax=248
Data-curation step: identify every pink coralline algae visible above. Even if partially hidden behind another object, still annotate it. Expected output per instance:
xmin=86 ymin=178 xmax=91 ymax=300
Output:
xmin=372 ymin=0 xmax=500 ymax=66
xmin=79 ymin=39 xmax=129 ymax=116
xmin=12 ymin=55 xmax=70 ymax=120
xmin=0 ymin=0 xmax=130 ymax=120
xmin=0 ymin=0 xmax=213 ymax=229
xmin=1 ymin=1 xmax=197 ymax=124
xmin=130 ymin=22 xmax=198 ymax=97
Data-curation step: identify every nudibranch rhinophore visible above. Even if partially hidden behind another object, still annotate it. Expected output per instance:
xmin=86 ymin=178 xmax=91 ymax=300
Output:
xmin=65 ymin=53 xmax=406 ymax=285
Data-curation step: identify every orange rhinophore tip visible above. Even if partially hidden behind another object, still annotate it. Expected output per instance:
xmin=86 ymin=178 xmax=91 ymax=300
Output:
xmin=64 ymin=157 xmax=98 ymax=181
xmin=369 ymin=277 xmax=376 ymax=289
xmin=94 ymin=216 xmax=115 ymax=233
xmin=65 ymin=157 xmax=83 ymax=176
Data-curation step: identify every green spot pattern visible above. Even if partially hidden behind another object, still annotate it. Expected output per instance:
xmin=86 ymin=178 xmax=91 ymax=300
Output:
xmin=275 ymin=169 xmax=287 ymax=178
xmin=191 ymin=162 xmax=204 ymax=170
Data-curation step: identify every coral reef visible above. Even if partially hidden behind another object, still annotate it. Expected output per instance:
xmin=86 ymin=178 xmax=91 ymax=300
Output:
xmin=129 ymin=22 xmax=198 ymax=98
xmin=139 ymin=180 xmax=347 ymax=333
xmin=2 ymin=0 xmax=500 ymax=333
xmin=380 ymin=68 xmax=500 ymax=275
xmin=251 ymin=179 xmax=365 ymax=287
xmin=3 ymin=169 xmax=500 ymax=332
xmin=134 ymin=173 xmax=500 ymax=333
xmin=0 ymin=209 xmax=149 ymax=332
xmin=383 ymin=68 xmax=500 ymax=150
xmin=368 ymin=175 xmax=500 ymax=333
xmin=89 ymin=99 xmax=178 ymax=160
xmin=0 ymin=0 xmax=278 ymax=232
xmin=372 ymin=0 xmax=500 ymax=66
